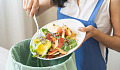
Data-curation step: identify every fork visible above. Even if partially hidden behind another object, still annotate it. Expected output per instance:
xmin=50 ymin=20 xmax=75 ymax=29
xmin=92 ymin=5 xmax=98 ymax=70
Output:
xmin=33 ymin=15 xmax=42 ymax=37
xmin=33 ymin=15 xmax=47 ymax=44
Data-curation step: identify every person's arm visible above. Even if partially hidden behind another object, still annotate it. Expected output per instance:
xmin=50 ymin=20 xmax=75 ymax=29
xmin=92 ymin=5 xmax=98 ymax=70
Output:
xmin=78 ymin=0 xmax=120 ymax=52
xmin=23 ymin=0 xmax=52 ymax=17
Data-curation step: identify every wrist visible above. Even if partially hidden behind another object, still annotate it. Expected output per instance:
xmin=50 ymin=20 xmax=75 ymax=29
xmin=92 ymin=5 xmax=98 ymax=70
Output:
xmin=92 ymin=27 xmax=99 ymax=37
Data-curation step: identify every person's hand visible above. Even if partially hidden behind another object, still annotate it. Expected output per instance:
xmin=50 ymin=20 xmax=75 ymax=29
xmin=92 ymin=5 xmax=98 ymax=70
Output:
xmin=23 ymin=0 xmax=39 ymax=17
xmin=75 ymin=25 xmax=97 ymax=49
xmin=78 ymin=25 xmax=97 ymax=42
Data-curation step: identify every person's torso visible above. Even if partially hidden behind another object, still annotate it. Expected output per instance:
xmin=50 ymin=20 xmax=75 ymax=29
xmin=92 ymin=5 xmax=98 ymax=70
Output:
xmin=59 ymin=0 xmax=112 ymax=61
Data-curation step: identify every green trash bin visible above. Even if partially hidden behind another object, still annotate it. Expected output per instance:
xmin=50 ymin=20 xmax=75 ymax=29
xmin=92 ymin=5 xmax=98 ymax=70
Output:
xmin=6 ymin=39 xmax=77 ymax=70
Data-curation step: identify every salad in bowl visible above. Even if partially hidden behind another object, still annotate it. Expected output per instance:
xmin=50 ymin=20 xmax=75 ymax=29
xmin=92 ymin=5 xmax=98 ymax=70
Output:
xmin=30 ymin=19 xmax=86 ymax=60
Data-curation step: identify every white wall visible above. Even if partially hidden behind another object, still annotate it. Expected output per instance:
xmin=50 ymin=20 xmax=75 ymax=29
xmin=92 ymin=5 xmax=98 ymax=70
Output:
xmin=0 ymin=0 xmax=33 ymax=49
xmin=107 ymin=49 xmax=120 ymax=70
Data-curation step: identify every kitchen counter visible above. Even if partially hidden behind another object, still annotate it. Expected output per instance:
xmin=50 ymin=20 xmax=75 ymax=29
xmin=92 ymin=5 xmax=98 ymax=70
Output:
xmin=0 ymin=47 xmax=9 ymax=70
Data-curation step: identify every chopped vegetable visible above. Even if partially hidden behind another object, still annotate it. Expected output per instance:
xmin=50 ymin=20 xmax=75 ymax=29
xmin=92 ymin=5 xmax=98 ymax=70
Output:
xmin=31 ymin=24 xmax=78 ymax=59
xmin=53 ymin=52 xmax=60 ymax=55
xmin=35 ymin=41 xmax=51 ymax=57
xmin=62 ymin=24 xmax=75 ymax=36
xmin=34 ymin=38 xmax=40 ymax=44
xmin=46 ymin=33 xmax=51 ymax=41
xmin=32 ymin=55 xmax=38 ymax=58
xmin=52 ymin=40 xmax=58 ymax=49
xmin=55 ymin=34 xmax=62 ymax=36
xmin=62 ymin=29 xmax=65 ymax=38
xmin=42 ymin=28 xmax=50 ymax=35
xmin=48 ymin=49 xmax=58 ymax=55
xmin=58 ymin=38 xmax=64 ymax=48
xmin=55 ymin=36 xmax=61 ymax=39
xmin=61 ymin=42 xmax=70 ymax=52
xmin=68 ymin=39 xmax=77 ymax=49
xmin=57 ymin=48 xmax=67 ymax=54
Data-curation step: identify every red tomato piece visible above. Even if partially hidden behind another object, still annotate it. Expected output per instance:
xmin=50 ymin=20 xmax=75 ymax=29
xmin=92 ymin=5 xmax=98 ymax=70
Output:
xmin=58 ymin=38 xmax=64 ymax=48
xmin=38 ymin=55 xmax=41 ymax=57
xmin=47 ymin=33 xmax=51 ymax=41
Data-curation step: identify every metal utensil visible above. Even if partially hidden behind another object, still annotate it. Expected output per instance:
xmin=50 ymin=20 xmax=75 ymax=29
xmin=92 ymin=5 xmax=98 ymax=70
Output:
xmin=33 ymin=15 xmax=42 ymax=37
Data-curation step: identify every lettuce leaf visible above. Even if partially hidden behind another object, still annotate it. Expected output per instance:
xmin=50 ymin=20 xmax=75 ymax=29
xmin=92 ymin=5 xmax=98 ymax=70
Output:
xmin=61 ymin=39 xmax=77 ymax=52
xmin=61 ymin=42 xmax=70 ymax=52
xmin=42 ymin=28 xmax=50 ymax=35
xmin=55 ymin=36 xmax=61 ymax=39
xmin=68 ymin=39 xmax=77 ymax=49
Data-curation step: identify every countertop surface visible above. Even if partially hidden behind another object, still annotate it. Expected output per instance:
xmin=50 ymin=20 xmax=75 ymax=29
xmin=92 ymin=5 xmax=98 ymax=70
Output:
xmin=0 ymin=47 xmax=9 ymax=70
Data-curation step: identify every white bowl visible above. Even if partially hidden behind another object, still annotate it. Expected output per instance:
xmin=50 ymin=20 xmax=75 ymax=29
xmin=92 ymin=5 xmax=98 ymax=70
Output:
xmin=30 ymin=19 xmax=86 ymax=60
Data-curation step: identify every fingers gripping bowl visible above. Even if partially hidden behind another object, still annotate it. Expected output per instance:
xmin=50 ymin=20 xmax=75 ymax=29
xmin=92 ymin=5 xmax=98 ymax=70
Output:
xmin=30 ymin=19 xmax=86 ymax=60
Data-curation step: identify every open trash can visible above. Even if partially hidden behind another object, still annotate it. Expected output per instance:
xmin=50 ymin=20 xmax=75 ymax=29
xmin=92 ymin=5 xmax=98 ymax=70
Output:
xmin=6 ymin=39 xmax=77 ymax=70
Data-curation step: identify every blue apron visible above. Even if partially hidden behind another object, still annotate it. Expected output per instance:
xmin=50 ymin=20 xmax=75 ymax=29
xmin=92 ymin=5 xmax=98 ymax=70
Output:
xmin=57 ymin=0 xmax=108 ymax=70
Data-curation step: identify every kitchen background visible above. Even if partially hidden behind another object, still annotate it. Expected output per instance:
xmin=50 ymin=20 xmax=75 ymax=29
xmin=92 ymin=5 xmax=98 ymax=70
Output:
xmin=0 ymin=0 xmax=120 ymax=70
